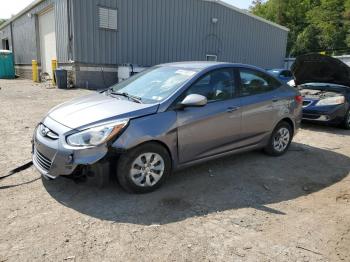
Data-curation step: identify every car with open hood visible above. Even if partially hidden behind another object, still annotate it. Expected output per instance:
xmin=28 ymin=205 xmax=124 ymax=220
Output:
xmin=291 ymin=54 xmax=350 ymax=129
xmin=32 ymin=62 xmax=302 ymax=193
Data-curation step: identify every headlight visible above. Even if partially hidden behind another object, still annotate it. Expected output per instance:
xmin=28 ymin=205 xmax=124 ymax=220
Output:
xmin=316 ymin=96 xmax=345 ymax=106
xmin=287 ymin=79 xmax=295 ymax=87
xmin=66 ymin=119 xmax=129 ymax=147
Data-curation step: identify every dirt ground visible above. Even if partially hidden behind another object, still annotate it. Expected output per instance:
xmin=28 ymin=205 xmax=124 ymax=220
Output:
xmin=0 ymin=79 xmax=349 ymax=262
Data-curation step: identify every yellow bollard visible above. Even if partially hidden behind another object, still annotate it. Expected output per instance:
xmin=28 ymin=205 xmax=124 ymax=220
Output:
xmin=32 ymin=60 xmax=39 ymax=82
xmin=51 ymin=59 xmax=58 ymax=85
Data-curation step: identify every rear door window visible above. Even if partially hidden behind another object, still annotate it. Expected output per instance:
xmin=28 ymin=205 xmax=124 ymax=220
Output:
xmin=239 ymin=68 xmax=281 ymax=96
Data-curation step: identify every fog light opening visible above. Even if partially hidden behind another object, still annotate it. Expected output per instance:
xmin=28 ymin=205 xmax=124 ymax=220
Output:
xmin=67 ymin=154 xmax=74 ymax=164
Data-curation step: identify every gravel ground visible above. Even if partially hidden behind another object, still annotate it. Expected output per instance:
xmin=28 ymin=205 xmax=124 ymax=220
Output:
xmin=0 ymin=79 xmax=349 ymax=262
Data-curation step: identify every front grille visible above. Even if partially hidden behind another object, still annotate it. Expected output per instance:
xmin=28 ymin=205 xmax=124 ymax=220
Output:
xmin=34 ymin=148 xmax=52 ymax=172
xmin=303 ymin=113 xmax=321 ymax=120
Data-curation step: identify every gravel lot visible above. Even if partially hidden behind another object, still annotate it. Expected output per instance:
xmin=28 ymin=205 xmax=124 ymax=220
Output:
xmin=0 ymin=79 xmax=349 ymax=261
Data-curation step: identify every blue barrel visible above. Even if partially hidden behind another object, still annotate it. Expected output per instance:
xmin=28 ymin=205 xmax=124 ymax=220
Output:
xmin=0 ymin=50 xmax=15 ymax=79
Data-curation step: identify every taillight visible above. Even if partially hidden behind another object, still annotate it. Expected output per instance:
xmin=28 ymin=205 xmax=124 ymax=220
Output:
xmin=295 ymin=95 xmax=303 ymax=104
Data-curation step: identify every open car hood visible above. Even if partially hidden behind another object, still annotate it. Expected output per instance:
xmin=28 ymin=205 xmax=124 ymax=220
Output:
xmin=291 ymin=54 xmax=350 ymax=88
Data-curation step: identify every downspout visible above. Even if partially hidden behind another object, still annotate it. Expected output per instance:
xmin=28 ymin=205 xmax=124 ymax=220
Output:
xmin=67 ymin=0 xmax=76 ymax=87
xmin=10 ymin=22 xmax=15 ymax=63
xmin=67 ymin=0 xmax=73 ymax=62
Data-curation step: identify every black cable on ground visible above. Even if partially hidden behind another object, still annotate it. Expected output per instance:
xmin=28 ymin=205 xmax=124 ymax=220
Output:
xmin=0 ymin=161 xmax=33 ymax=181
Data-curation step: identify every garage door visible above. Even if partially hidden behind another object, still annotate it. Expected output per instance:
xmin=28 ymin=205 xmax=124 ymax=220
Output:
xmin=38 ymin=8 xmax=57 ymax=78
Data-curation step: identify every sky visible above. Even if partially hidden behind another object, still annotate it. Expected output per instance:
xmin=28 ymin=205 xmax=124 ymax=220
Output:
xmin=0 ymin=0 xmax=253 ymax=19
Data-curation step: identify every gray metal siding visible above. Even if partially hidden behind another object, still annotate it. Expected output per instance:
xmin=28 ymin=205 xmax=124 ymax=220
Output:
xmin=12 ymin=14 xmax=37 ymax=64
xmin=12 ymin=0 xmax=54 ymax=64
xmin=72 ymin=0 xmax=288 ymax=68
xmin=55 ymin=0 xmax=70 ymax=63
xmin=72 ymin=0 xmax=118 ymax=65
xmin=6 ymin=0 xmax=69 ymax=65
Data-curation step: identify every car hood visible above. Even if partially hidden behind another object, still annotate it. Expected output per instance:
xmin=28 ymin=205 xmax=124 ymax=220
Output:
xmin=48 ymin=93 xmax=159 ymax=130
xmin=291 ymin=54 xmax=350 ymax=88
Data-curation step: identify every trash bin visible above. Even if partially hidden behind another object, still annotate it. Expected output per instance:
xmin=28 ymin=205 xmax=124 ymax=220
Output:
xmin=55 ymin=68 xmax=67 ymax=89
xmin=0 ymin=50 xmax=15 ymax=79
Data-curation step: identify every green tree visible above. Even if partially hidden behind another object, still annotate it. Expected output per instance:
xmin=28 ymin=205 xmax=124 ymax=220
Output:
xmin=0 ymin=19 xmax=6 ymax=26
xmin=307 ymin=0 xmax=347 ymax=54
xmin=342 ymin=0 xmax=350 ymax=47
xmin=251 ymin=0 xmax=314 ymax=56
xmin=250 ymin=0 xmax=350 ymax=56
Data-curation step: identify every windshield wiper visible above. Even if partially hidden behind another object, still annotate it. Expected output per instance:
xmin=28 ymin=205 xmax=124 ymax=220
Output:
xmin=110 ymin=91 xmax=143 ymax=104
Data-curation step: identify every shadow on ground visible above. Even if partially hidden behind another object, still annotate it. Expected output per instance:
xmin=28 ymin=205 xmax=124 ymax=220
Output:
xmin=301 ymin=122 xmax=350 ymax=137
xmin=43 ymin=142 xmax=350 ymax=225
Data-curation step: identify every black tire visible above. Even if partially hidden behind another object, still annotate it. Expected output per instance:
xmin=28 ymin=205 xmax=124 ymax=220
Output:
xmin=264 ymin=121 xmax=293 ymax=157
xmin=342 ymin=110 xmax=350 ymax=130
xmin=116 ymin=142 xmax=172 ymax=194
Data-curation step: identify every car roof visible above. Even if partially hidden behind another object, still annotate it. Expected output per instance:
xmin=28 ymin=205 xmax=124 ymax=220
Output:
xmin=158 ymin=61 xmax=265 ymax=72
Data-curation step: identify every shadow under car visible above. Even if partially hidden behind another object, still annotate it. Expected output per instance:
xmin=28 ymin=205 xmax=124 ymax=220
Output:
xmin=43 ymin=142 xmax=350 ymax=225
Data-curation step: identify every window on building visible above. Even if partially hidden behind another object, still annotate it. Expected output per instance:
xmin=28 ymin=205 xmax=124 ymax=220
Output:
xmin=2 ymin=39 xmax=9 ymax=50
xmin=206 ymin=54 xmax=218 ymax=62
xmin=99 ymin=7 xmax=117 ymax=30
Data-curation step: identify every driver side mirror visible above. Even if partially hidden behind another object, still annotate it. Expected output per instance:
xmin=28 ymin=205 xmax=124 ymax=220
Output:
xmin=176 ymin=94 xmax=208 ymax=110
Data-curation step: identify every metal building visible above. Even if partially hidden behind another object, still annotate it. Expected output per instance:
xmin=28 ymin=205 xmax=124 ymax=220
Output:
xmin=0 ymin=0 xmax=289 ymax=89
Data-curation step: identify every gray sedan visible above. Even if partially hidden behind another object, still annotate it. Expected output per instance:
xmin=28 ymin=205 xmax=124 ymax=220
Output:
xmin=32 ymin=62 xmax=303 ymax=193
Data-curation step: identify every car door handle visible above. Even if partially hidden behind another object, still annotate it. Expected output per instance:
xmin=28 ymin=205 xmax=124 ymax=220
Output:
xmin=227 ymin=107 xmax=240 ymax=113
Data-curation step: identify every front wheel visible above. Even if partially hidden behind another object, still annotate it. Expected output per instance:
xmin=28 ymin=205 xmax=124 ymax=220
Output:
xmin=116 ymin=143 xmax=171 ymax=193
xmin=264 ymin=121 xmax=293 ymax=156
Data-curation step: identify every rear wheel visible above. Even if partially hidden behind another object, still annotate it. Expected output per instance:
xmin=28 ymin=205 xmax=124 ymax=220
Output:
xmin=264 ymin=121 xmax=293 ymax=156
xmin=342 ymin=110 xmax=350 ymax=130
xmin=116 ymin=143 xmax=171 ymax=193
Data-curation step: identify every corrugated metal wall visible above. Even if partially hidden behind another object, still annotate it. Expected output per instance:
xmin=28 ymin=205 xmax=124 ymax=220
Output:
xmin=55 ymin=0 xmax=70 ymax=63
xmin=2 ymin=0 xmax=288 ymax=70
xmin=12 ymin=10 xmax=38 ymax=64
xmin=72 ymin=0 xmax=288 ymax=68
xmin=1 ymin=0 xmax=69 ymax=65
xmin=72 ymin=0 xmax=118 ymax=65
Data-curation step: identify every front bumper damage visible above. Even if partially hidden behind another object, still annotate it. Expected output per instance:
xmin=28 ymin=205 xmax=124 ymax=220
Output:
xmin=32 ymin=117 xmax=109 ymax=179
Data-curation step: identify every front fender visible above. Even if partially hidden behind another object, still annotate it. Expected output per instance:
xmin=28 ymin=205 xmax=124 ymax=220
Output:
xmin=111 ymin=111 xmax=179 ymax=168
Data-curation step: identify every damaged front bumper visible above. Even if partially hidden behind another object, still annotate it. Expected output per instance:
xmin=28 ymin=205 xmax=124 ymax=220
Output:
xmin=32 ymin=117 xmax=109 ymax=179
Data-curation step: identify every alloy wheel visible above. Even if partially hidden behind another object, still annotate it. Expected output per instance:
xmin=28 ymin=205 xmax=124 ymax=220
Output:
xmin=273 ymin=127 xmax=290 ymax=153
xmin=130 ymin=153 xmax=165 ymax=187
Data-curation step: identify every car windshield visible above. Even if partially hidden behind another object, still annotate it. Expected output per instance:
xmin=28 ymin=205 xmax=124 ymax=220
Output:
xmin=110 ymin=66 xmax=199 ymax=103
